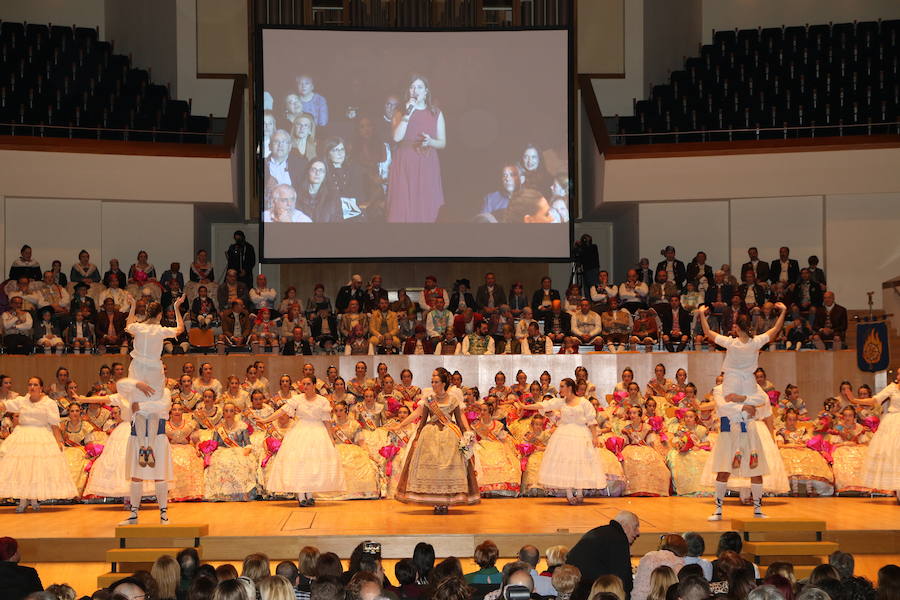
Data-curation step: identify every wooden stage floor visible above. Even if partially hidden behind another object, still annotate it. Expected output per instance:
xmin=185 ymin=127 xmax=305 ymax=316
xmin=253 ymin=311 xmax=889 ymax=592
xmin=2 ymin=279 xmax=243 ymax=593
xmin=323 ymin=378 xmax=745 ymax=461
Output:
xmin=7 ymin=496 xmax=900 ymax=562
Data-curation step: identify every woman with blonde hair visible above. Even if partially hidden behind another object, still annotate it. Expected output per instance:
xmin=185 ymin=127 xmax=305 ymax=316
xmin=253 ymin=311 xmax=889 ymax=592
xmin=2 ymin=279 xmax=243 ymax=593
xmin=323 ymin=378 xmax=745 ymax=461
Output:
xmin=213 ymin=578 xmax=251 ymax=600
xmin=646 ymin=566 xmax=677 ymax=600
xmin=151 ymin=554 xmax=181 ymax=600
xmin=257 ymin=575 xmax=296 ymax=600
xmin=552 ymin=565 xmax=581 ymax=600
xmin=543 ymin=545 xmax=570 ymax=576
xmin=242 ymin=552 xmax=271 ymax=582
xmin=590 ymin=574 xmax=626 ymax=600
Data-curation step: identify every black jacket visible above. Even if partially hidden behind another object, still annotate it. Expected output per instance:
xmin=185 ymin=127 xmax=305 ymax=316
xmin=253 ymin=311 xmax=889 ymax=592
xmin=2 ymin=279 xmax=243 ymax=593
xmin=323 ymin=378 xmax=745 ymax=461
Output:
xmin=282 ymin=338 xmax=313 ymax=356
xmin=660 ymin=306 xmax=692 ymax=336
xmin=655 ymin=259 xmax=687 ymax=289
xmin=0 ymin=561 xmax=43 ymax=600
xmin=567 ymin=520 xmax=633 ymax=600
xmin=768 ymin=258 xmax=800 ymax=285
xmin=335 ymin=285 xmax=366 ymax=313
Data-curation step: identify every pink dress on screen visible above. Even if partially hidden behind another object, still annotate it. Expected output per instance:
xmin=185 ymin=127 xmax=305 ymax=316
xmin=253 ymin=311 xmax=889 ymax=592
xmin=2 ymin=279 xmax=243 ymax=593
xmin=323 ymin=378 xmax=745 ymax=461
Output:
xmin=387 ymin=108 xmax=444 ymax=223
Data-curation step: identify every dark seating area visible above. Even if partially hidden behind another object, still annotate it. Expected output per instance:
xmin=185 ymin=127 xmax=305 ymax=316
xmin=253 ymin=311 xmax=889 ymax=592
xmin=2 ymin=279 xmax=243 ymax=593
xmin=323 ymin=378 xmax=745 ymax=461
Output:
xmin=617 ymin=19 xmax=900 ymax=144
xmin=0 ymin=21 xmax=213 ymax=143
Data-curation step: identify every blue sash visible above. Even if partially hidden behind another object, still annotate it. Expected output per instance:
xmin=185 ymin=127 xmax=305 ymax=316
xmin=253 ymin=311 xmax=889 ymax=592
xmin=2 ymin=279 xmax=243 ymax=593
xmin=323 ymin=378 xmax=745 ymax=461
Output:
xmin=130 ymin=419 xmax=167 ymax=436
xmin=720 ymin=417 xmax=747 ymax=433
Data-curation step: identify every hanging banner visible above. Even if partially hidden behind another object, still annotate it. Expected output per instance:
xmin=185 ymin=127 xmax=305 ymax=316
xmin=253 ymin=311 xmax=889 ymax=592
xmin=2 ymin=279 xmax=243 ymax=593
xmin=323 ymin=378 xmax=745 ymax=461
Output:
xmin=857 ymin=322 xmax=890 ymax=372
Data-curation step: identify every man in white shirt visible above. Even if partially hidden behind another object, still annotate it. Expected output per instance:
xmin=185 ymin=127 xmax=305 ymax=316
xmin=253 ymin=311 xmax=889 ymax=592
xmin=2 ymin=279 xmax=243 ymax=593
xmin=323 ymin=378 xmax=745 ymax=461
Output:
xmin=99 ymin=276 xmax=129 ymax=311
xmin=589 ymin=270 xmax=617 ymax=311
xmin=262 ymin=184 xmax=312 ymax=223
xmin=424 ymin=296 xmax=452 ymax=343
xmin=2 ymin=296 xmax=34 ymax=354
xmin=249 ymin=273 xmax=277 ymax=314
xmin=618 ymin=269 xmax=649 ymax=313
xmin=6 ymin=277 xmax=40 ymax=312
xmin=572 ymin=299 xmax=603 ymax=350
xmin=265 ymin=130 xmax=303 ymax=186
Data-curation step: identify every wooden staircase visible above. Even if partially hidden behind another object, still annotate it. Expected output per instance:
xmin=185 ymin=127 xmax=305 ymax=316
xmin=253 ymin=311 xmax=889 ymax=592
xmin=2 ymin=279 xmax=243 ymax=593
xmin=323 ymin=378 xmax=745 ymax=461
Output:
xmin=97 ymin=524 xmax=208 ymax=589
xmin=732 ymin=518 xmax=837 ymax=579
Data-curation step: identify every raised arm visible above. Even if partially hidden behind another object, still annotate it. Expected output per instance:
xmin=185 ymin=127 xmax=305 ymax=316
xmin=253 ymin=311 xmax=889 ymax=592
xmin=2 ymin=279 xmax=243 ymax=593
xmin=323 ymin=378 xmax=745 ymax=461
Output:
xmin=124 ymin=292 xmax=138 ymax=325
xmin=697 ymin=305 xmax=717 ymax=344
xmin=173 ymin=295 xmax=187 ymax=336
xmin=763 ymin=302 xmax=788 ymax=342
xmin=257 ymin=406 xmax=287 ymax=425
xmin=388 ymin=402 xmax=424 ymax=430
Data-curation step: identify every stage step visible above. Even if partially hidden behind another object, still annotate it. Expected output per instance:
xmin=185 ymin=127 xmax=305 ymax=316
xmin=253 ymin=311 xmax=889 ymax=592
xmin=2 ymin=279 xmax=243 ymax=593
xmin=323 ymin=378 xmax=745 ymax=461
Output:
xmin=107 ymin=546 xmax=204 ymax=563
xmin=731 ymin=519 xmax=826 ymax=534
xmin=98 ymin=572 xmax=133 ymax=588
xmin=743 ymin=541 xmax=839 ymax=557
xmin=114 ymin=524 xmax=209 ymax=538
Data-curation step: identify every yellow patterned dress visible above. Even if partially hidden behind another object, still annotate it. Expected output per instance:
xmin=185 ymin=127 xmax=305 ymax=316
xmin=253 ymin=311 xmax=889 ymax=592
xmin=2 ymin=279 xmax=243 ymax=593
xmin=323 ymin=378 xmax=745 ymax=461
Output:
xmin=830 ymin=424 xmax=872 ymax=494
xmin=319 ymin=418 xmax=380 ymax=500
xmin=666 ymin=424 xmax=713 ymax=496
xmin=776 ymin=426 xmax=834 ymax=496
xmin=473 ymin=419 xmax=521 ymax=497
xmin=203 ymin=422 xmax=257 ymax=501
xmin=622 ymin=422 xmax=670 ymax=496
xmin=165 ymin=417 xmax=204 ymax=501
xmin=61 ymin=418 xmax=95 ymax=496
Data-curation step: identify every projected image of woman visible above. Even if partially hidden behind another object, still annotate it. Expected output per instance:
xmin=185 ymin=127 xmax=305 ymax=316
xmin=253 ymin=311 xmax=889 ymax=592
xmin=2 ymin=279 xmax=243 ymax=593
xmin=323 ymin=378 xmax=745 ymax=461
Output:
xmin=291 ymin=113 xmax=317 ymax=162
xmin=520 ymin=144 xmax=552 ymax=194
xmin=296 ymin=160 xmax=342 ymax=223
xmin=387 ymin=75 xmax=446 ymax=223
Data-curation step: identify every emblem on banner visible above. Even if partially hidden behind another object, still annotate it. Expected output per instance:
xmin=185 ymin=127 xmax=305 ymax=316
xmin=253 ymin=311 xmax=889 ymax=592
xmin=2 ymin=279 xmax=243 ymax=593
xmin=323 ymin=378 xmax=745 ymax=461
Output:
xmin=857 ymin=322 xmax=889 ymax=372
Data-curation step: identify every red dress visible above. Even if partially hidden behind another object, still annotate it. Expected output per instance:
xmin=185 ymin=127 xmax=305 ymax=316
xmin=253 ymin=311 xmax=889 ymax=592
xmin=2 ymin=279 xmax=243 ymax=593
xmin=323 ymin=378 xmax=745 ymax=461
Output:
xmin=387 ymin=109 xmax=444 ymax=223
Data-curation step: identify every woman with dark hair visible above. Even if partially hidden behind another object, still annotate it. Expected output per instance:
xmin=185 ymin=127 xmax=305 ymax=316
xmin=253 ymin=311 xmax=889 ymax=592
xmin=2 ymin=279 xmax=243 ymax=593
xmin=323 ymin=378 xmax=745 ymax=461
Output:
xmin=389 ymin=370 xmax=478 ymax=513
xmin=518 ymin=378 xmax=606 ymax=504
xmin=296 ymin=160 xmax=343 ymax=223
xmin=324 ymin=136 xmax=365 ymax=220
xmin=0 ymin=376 xmax=76 ymax=511
xmin=412 ymin=543 xmax=435 ymax=585
xmin=519 ymin=144 xmax=552 ymax=194
xmin=387 ymin=75 xmax=446 ymax=223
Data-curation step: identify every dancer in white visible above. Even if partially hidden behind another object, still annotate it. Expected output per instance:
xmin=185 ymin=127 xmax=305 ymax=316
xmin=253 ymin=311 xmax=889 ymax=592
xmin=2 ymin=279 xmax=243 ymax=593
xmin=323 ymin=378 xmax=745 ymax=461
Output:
xmin=518 ymin=377 xmax=606 ymax=504
xmin=856 ymin=371 xmax=900 ymax=503
xmin=117 ymin=294 xmax=185 ymax=524
xmin=0 ymin=377 xmax=77 ymax=511
xmin=698 ymin=302 xmax=786 ymax=520
xmin=257 ymin=376 xmax=345 ymax=506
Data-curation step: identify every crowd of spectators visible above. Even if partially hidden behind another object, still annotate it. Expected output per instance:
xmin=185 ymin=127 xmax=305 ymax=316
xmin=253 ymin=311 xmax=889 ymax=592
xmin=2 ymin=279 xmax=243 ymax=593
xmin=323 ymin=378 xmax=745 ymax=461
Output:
xmin=4 ymin=515 xmax=899 ymax=600
xmin=1 ymin=237 xmax=849 ymax=356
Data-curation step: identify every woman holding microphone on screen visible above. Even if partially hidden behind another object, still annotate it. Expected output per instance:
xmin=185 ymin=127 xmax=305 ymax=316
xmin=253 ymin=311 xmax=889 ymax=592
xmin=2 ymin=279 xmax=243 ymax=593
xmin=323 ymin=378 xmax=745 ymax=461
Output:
xmin=386 ymin=75 xmax=446 ymax=223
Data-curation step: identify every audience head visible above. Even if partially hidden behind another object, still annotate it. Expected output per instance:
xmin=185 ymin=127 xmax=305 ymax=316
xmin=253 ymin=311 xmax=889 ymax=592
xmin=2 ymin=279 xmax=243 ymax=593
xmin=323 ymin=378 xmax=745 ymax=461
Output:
xmin=188 ymin=576 xmax=217 ymax=600
xmin=151 ymin=554 xmax=180 ymax=600
xmin=613 ymin=511 xmax=641 ymax=545
xmin=676 ymin=576 xmax=710 ymax=600
xmin=310 ymin=577 xmax=345 ymax=600
xmin=552 ymin=565 xmax=581 ymax=598
xmin=678 ymin=565 xmax=703 ymax=581
xmin=109 ymin=577 xmax=149 ymax=600
xmin=762 ymin=575 xmax=794 ymax=600
xmin=431 ymin=557 xmax=464 ymax=583
xmin=257 ymin=576 xmax=295 ymax=600
xmin=475 ymin=540 xmax=500 ymax=569
xmin=315 ymin=552 xmax=343 ymax=579
xmin=590 ymin=575 xmax=625 ymax=600
xmin=216 ymin=564 xmax=239 ymax=581
xmin=395 ymin=558 xmax=418 ymax=586
xmin=274 ymin=562 xmax=299 ymax=585
xmin=517 ymin=545 xmax=540 ymax=568
xmin=347 ymin=571 xmax=381 ymax=600
xmin=747 ymin=585 xmax=785 ymax=600
xmin=659 ymin=534 xmax=688 ymax=558
xmin=829 ymin=551 xmax=855 ymax=580
xmin=431 ymin=576 xmax=472 ymax=600
xmin=809 ymin=564 xmax=840 ymax=587
xmin=546 ymin=545 xmax=569 ymax=569
xmin=212 ymin=578 xmax=251 ymax=600
xmin=242 ymin=553 xmax=271 ymax=582
xmin=728 ymin=569 xmax=757 ymax=600
xmin=648 ymin=566 xmax=678 ymax=600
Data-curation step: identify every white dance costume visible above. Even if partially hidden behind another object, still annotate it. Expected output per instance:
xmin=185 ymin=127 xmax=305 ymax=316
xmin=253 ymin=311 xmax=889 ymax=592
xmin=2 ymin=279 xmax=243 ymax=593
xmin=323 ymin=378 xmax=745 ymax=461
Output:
xmin=266 ymin=394 xmax=345 ymax=494
xmin=715 ymin=333 xmax=770 ymax=404
xmin=536 ymin=397 xmax=607 ymax=490
xmin=724 ymin=397 xmax=790 ymax=493
xmin=0 ymin=396 xmax=78 ymax=499
xmin=116 ymin=321 xmax=174 ymax=481
xmin=704 ymin=385 xmax=769 ymax=478
xmin=863 ymin=382 xmax=900 ymax=491
xmin=83 ymin=394 xmax=156 ymax=497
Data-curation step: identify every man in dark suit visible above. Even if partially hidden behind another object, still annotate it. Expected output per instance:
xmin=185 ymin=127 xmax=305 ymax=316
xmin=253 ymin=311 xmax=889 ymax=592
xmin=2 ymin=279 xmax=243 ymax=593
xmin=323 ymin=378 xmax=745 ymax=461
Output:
xmin=656 ymin=245 xmax=687 ymax=289
xmin=660 ymin=295 xmax=692 ymax=352
xmin=282 ymin=326 xmax=313 ymax=355
xmin=567 ymin=511 xmax=640 ymax=600
xmin=96 ymin=297 xmax=127 ymax=354
xmin=704 ymin=271 xmax=733 ymax=331
xmin=741 ymin=246 xmax=770 ymax=284
xmin=812 ymin=291 xmax=848 ymax=350
xmin=0 ymin=536 xmax=43 ymax=600
xmin=789 ymin=268 xmax=824 ymax=313
xmin=475 ymin=272 xmax=507 ymax=316
xmin=531 ymin=276 xmax=561 ymax=319
xmin=737 ymin=270 xmax=766 ymax=310
xmin=685 ymin=251 xmax=714 ymax=288
xmin=769 ymin=246 xmax=800 ymax=285
xmin=636 ymin=258 xmax=654 ymax=286
xmin=543 ymin=300 xmax=572 ymax=344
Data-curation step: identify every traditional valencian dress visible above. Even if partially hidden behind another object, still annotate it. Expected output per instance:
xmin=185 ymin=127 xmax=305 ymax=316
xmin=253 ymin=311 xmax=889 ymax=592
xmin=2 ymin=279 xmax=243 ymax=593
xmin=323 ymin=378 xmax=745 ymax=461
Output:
xmin=666 ymin=423 xmax=713 ymax=496
xmin=622 ymin=421 xmax=670 ymax=496
xmin=267 ymin=394 xmax=345 ymax=495
xmin=204 ymin=421 xmax=257 ymax=501
xmin=473 ymin=419 xmax=521 ymax=497
xmin=396 ymin=387 xmax=480 ymax=506
xmin=534 ymin=397 xmax=607 ymax=491
xmin=863 ymin=383 xmax=900 ymax=494
xmin=320 ymin=418 xmax=380 ymax=500
xmin=776 ymin=425 xmax=834 ymax=496
xmin=166 ymin=417 xmax=204 ymax=501
xmin=0 ymin=395 xmax=77 ymax=500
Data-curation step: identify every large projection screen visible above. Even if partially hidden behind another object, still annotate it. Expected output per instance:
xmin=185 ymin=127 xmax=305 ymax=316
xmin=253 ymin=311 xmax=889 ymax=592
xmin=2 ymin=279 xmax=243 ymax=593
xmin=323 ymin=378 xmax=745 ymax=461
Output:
xmin=258 ymin=27 xmax=572 ymax=262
